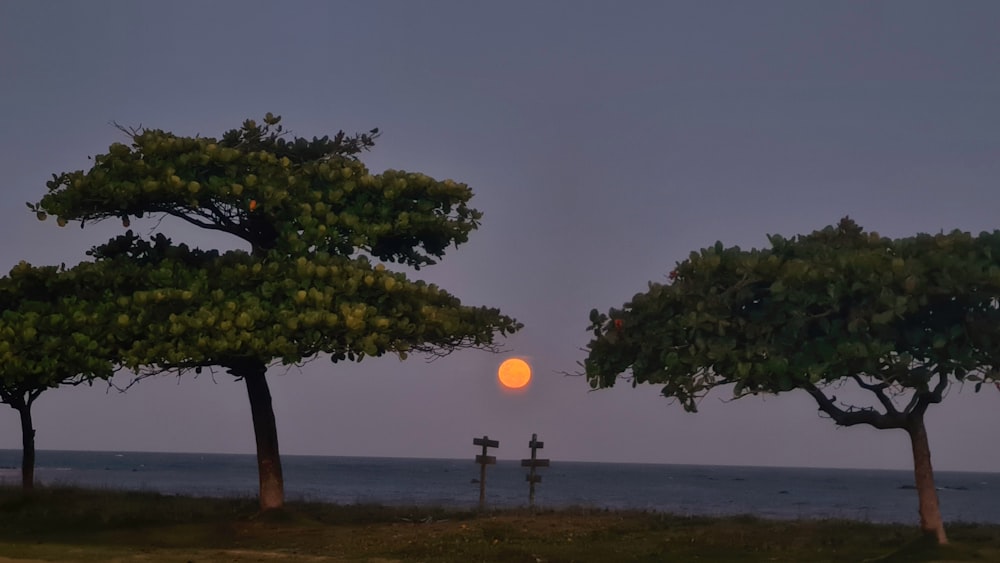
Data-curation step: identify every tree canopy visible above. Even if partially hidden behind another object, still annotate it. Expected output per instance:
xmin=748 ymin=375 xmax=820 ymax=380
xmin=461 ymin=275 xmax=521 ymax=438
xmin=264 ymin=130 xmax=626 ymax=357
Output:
xmin=584 ymin=218 xmax=1000 ymax=544
xmin=31 ymin=114 xmax=478 ymax=266
xmin=31 ymin=115 xmax=521 ymax=510
xmin=89 ymin=231 xmax=519 ymax=370
xmin=0 ymin=260 xmax=125 ymax=489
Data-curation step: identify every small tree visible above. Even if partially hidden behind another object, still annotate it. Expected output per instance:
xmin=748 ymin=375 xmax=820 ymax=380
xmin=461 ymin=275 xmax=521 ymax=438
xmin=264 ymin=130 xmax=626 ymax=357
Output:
xmin=32 ymin=115 xmax=521 ymax=510
xmin=584 ymin=219 xmax=1000 ymax=544
xmin=0 ymin=261 xmax=120 ymax=490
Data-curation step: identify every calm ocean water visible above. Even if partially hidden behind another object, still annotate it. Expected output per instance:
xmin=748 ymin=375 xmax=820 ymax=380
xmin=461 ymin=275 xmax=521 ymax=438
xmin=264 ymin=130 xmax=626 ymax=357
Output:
xmin=1 ymin=450 xmax=997 ymax=524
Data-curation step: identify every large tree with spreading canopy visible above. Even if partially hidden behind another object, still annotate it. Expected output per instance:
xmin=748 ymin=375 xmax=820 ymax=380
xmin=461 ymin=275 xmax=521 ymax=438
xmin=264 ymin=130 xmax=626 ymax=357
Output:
xmin=584 ymin=219 xmax=1000 ymax=544
xmin=31 ymin=115 xmax=521 ymax=510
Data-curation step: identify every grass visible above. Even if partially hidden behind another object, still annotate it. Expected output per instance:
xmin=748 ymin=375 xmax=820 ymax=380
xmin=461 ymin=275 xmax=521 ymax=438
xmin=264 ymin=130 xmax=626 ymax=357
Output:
xmin=0 ymin=486 xmax=998 ymax=562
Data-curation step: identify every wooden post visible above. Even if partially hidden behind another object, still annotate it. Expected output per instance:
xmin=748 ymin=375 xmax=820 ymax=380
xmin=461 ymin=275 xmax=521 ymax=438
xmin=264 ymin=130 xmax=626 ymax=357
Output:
xmin=520 ymin=433 xmax=550 ymax=507
xmin=473 ymin=435 xmax=499 ymax=510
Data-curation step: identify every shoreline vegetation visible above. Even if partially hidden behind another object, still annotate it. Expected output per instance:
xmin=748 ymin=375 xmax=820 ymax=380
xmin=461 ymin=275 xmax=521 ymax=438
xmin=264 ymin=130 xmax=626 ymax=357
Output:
xmin=0 ymin=486 xmax=998 ymax=562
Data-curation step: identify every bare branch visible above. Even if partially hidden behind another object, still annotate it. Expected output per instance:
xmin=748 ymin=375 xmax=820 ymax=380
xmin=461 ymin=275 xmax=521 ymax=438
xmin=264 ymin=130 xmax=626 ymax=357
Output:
xmin=106 ymin=361 xmax=212 ymax=393
xmin=911 ymin=372 xmax=951 ymax=417
xmin=902 ymin=371 xmax=951 ymax=416
xmin=804 ymin=383 xmax=907 ymax=429
xmin=26 ymin=388 xmax=45 ymax=406
xmin=903 ymin=389 xmax=922 ymax=414
xmin=930 ymin=371 xmax=949 ymax=402
xmin=850 ymin=374 xmax=898 ymax=415
xmin=188 ymin=200 xmax=241 ymax=232
xmin=144 ymin=213 xmax=168 ymax=237
xmin=165 ymin=209 xmax=246 ymax=240
xmin=110 ymin=120 xmax=144 ymax=138
xmin=409 ymin=337 xmax=513 ymax=363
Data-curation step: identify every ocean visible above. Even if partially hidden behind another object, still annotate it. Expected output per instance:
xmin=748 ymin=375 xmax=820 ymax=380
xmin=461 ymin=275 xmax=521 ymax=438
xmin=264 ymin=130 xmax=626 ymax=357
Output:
xmin=1 ymin=450 xmax=997 ymax=524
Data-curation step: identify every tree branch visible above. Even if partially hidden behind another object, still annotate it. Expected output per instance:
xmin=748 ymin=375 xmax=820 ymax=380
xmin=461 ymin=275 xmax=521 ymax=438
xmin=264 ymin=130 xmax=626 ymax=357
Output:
xmin=412 ymin=339 xmax=511 ymax=362
xmin=930 ymin=371 xmax=949 ymax=402
xmin=26 ymin=388 xmax=45 ymax=406
xmin=803 ymin=383 xmax=907 ymax=429
xmin=903 ymin=389 xmax=921 ymax=414
xmin=850 ymin=374 xmax=898 ymax=415
xmin=197 ymin=200 xmax=242 ymax=232
xmin=911 ymin=371 xmax=950 ymax=417
xmin=165 ymin=209 xmax=249 ymax=242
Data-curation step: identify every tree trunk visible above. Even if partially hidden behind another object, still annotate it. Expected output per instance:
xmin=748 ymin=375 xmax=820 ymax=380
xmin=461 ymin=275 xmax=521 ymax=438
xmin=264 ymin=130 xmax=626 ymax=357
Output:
xmin=237 ymin=362 xmax=284 ymax=511
xmin=907 ymin=415 xmax=947 ymax=544
xmin=16 ymin=402 xmax=35 ymax=492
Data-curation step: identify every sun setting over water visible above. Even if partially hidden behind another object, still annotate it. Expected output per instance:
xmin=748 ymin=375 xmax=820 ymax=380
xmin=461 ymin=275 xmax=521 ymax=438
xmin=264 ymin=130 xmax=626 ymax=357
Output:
xmin=498 ymin=358 xmax=532 ymax=390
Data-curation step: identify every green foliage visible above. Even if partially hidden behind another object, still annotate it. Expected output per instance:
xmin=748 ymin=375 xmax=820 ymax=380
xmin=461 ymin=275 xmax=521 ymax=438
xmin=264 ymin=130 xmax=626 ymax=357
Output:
xmin=31 ymin=115 xmax=479 ymax=267
xmin=0 ymin=261 xmax=122 ymax=395
xmin=17 ymin=112 xmax=526 ymax=397
xmin=0 ymin=256 xmax=154 ymax=490
xmin=88 ymin=231 xmax=520 ymax=370
xmin=29 ymin=115 xmax=520 ymax=373
xmin=584 ymin=218 xmax=1000 ymax=411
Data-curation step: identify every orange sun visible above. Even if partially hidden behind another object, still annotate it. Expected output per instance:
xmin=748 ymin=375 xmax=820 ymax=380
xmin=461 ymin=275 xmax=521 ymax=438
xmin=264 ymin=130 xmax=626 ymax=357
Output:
xmin=498 ymin=358 xmax=532 ymax=390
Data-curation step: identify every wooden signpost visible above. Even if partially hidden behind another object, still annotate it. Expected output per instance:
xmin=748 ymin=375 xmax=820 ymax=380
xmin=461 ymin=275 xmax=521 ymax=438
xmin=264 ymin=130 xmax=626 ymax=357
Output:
xmin=521 ymin=433 xmax=550 ymax=507
xmin=473 ymin=435 xmax=499 ymax=510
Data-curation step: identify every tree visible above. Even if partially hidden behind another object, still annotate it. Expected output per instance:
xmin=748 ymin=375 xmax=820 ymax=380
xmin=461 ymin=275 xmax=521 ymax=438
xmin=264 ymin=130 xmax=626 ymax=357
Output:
xmin=583 ymin=219 xmax=1000 ymax=544
xmin=31 ymin=115 xmax=521 ymax=510
xmin=0 ymin=261 xmax=121 ymax=490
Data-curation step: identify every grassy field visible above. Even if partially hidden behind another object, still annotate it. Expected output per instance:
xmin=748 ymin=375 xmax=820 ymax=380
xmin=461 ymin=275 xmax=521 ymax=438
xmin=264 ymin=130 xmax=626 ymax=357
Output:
xmin=0 ymin=486 xmax=998 ymax=562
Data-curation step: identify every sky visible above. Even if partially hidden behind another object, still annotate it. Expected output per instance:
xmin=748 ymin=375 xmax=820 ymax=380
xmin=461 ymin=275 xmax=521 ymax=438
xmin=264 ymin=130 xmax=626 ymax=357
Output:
xmin=1 ymin=1 xmax=999 ymax=472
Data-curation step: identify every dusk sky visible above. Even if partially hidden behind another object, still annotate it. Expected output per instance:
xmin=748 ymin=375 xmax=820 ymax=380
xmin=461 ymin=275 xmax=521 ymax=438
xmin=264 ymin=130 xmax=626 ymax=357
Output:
xmin=2 ymin=1 xmax=999 ymax=472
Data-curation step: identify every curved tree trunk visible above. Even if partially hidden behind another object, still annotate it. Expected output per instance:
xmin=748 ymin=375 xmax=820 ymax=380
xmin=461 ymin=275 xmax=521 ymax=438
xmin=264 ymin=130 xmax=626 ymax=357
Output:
xmin=234 ymin=361 xmax=284 ymax=511
xmin=16 ymin=402 xmax=35 ymax=491
xmin=907 ymin=415 xmax=947 ymax=544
